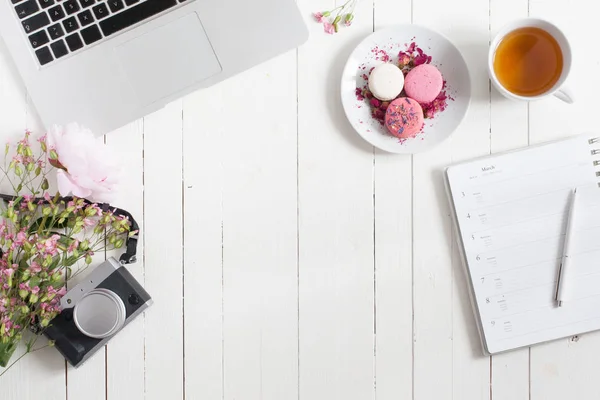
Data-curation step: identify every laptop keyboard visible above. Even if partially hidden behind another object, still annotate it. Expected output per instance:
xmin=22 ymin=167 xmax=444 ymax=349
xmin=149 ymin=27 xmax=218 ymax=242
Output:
xmin=11 ymin=0 xmax=191 ymax=66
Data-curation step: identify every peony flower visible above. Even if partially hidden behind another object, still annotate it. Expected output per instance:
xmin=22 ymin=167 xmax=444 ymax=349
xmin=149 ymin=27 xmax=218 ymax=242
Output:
xmin=323 ymin=21 xmax=335 ymax=35
xmin=46 ymin=123 xmax=120 ymax=202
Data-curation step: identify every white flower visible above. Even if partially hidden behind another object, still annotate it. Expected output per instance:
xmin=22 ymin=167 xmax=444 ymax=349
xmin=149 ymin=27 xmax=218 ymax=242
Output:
xmin=46 ymin=123 xmax=120 ymax=202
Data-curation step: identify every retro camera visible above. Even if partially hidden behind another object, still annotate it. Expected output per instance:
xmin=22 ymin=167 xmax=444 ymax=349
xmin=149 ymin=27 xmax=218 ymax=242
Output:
xmin=43 ymin=257 xmax=152 ymax=367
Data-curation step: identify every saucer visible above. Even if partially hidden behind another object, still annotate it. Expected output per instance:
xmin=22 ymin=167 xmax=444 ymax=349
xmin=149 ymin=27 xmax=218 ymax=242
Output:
xmin=341 ymin=25 xmax=471 ymax=154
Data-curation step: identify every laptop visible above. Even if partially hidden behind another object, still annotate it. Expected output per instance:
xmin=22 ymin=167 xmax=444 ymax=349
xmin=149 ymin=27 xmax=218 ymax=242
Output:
xmin=0 ymin=0 xmax=308 ymax=135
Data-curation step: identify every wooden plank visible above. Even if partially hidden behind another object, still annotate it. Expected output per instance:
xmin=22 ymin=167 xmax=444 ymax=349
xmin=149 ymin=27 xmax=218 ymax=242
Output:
xmin=528 ymin=2 xmax=600 ymax=399
xmin=0 ymin=36 xmax=66 ymax=400
xmin=105 ymin=121 xmax=146 ymax=400
xmin=372 ymin=1 xmax=413 ymax=399
xmin=216 ymin=53 xmax=298 ymax=400
xmin=181 ymin=87 xmax=224 ymax=400
xmin=412 ymin=0 xmax=491 ymax=399
xmin=488 ymin=1 xmax=530 ymax=399
xmin=297 ymin=1 xmax=375 ymax=399
xmin=143 ymin=101 xmax=184 ymax=399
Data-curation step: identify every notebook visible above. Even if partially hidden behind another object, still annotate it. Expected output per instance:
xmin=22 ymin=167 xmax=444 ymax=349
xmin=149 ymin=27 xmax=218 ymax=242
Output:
xmin=445 ymin=133 xmax=600 ymax=354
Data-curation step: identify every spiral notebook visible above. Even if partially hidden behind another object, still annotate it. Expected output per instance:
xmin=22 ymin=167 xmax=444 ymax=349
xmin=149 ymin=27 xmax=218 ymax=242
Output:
xmin=446 ymin=134 xmax=600 ymax=354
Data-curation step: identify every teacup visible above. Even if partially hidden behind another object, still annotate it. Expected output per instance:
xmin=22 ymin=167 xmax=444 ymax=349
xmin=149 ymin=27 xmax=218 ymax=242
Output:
xmin=488 ymin=18 xmax=574 ymax=103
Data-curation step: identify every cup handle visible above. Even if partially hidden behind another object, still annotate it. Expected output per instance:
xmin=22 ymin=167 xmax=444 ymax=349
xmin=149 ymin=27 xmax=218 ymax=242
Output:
xmin=554 ymin=86 xmax=575 ymax=104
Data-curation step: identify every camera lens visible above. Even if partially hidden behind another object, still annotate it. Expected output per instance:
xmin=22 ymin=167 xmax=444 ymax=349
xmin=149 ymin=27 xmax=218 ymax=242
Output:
xmin=73 ymin=289 xmax=126 ymax=339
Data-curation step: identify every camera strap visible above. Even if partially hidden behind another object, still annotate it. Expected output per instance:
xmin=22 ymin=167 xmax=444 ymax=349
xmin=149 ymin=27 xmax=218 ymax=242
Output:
xmin=0 ymin=194 xmax=139 ymax=265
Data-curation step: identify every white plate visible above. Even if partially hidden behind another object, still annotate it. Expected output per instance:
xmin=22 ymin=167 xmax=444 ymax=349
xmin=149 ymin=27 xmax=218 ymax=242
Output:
xmin=341 ymin=25 xmax=471 ymax=154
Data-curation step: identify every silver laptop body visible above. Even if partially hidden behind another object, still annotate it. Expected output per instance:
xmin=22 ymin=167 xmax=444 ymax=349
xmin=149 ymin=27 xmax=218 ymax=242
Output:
xmin=0 ymin=0 xmax=308 ymax=134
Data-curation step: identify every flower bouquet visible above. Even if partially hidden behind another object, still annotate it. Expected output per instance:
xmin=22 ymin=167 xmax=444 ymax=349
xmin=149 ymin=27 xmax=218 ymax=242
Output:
xmin=0 ymin=124 xmax=134 ymax=372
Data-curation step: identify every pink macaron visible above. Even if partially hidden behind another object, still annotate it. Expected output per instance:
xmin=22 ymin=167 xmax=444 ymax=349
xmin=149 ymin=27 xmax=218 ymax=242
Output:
xmin=404 ymin=64 xmax=443 ymax=104
xmin=384 ymin=97 xmax=424 ymax=139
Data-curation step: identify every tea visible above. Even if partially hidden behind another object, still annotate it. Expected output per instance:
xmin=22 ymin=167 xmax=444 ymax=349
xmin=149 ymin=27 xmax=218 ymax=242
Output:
xmin=493 ymin=27 xmax=563 ymax=97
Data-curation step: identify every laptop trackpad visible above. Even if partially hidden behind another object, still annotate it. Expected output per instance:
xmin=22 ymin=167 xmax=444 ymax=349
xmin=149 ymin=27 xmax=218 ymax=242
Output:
xmin=115 ymin=13 xmax=222 ymax=106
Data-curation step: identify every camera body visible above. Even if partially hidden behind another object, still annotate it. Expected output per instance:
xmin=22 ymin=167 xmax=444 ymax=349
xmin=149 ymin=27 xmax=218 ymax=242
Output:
xmin=44 ymin=257 xmax=152 ymax=367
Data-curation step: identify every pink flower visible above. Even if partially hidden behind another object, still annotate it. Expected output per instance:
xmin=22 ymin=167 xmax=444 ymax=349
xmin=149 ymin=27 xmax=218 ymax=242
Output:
xmin=31 ymin=286 xmax=40 ymax=295
xmin=43 ymin=234 xmax=61 ymax=256
xmin=3 ymin=268 xmax=14 ymax=277
xmin=14 ymin=231 xmax=27 ymax=246
xmin=83 ymin=218 xmax=95 ymax=227
xmin=43 ymin=192 xmax=51 ymax=202
xmin=28 ymin=262 xmax=41 ymax=274
xmin=323 ymin=21 xmax=335 ymax=35
xmin=398 ymin=52 xmax=411 ymax=67
xmin=344 ymin=20 xmax=352 ymax=27
xmin=313 ymin=12 xmax=325 ymax=23
xmin=68 ymin=239 xmax=79 ymax=253
xmin=46 ymin=123 xmax=120 ymax=202
xmin=47 ymin=286 xmax=67 ymax=299
xmin=87 ymin=204 xmax=102 ymax=216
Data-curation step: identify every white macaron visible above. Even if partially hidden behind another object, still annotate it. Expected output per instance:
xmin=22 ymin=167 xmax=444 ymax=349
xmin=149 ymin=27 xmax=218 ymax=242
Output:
xmin=368 ymin=63 xmax=405 ymax=101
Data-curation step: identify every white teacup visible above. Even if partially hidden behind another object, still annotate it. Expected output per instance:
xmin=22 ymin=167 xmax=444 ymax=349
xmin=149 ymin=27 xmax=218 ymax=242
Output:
xmin=488 ymin=18 xmax=574 ymax=103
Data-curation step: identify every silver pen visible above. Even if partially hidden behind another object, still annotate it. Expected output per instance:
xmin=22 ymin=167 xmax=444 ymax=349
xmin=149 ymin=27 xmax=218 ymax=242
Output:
xmin=555 ymin=188 xmax=578 ymax=307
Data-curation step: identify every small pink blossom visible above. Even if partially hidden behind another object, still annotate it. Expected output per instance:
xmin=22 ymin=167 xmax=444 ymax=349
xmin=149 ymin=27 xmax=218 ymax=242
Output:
xmin=30 ymin=286 xmax=40 ymax=295
xmin=83 ymin=218 xmax=95 ymax=227
xmin=323 ymin=21 xmax=335 ymax=35
xmin=43 ymin=234 xmax=61 ymax=256
xmin=68 ymin=239 xmax=79 ymax=253
xmin=14 ymin=231 xmax=27 ymax=246
xmin=28 ymin=262 xmax=41 ymax=274
xmin=313 ymin=12 xmax=325 ymax=23
xmin=3 ymin=268 xmax=14 ymax=277
xmin=88 ymin=204 xmax=102 ymax=216
xmin=43 ymin=192 xmax=51 ymax=202
xmin=47 ymin=286 xmax=67 ymax=299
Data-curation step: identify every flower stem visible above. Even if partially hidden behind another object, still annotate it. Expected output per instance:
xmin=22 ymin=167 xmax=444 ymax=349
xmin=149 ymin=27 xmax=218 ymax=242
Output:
xmin=0 ymin=343 xmax=50 ymax=377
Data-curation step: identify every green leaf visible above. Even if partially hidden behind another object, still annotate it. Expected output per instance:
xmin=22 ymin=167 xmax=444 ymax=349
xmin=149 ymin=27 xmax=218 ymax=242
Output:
xmin=57 ymin=235 xmax=75 ymax=247
xmin=28 ymin=216 xmax=69 ymax=234
xmin=29 ymin=276 xmax=41 ymax=288
xmin=64 ymin=256 xmax=78 ymax=267
xmin=18 ymin=259 xmax=29 ymax=271
xmin=25 ymin=338 xmax=35 ymax=352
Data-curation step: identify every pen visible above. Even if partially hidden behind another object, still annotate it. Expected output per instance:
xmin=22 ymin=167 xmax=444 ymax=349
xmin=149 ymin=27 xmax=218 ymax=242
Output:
xmin=555 ymin=188 xmax=578 ymax=307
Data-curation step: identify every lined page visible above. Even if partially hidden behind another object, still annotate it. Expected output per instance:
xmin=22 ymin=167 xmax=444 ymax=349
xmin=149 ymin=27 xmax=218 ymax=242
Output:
xmin=447 ymin=135 xmax=600 ymax=353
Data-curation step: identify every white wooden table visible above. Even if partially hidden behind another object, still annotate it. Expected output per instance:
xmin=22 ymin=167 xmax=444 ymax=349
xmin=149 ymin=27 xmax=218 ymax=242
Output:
xmin=1 ymin=0 xmax=599 ymax=399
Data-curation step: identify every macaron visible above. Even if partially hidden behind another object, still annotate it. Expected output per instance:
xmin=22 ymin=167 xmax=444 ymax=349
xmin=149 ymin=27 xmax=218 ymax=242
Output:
xmin=404 ymin=64 xmax=443 ymax=103
xmin=384 ymin=97 xmax=424 ymax=139
xmin=368 ymin=63 xmax=405 ymax=101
